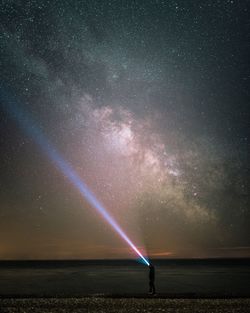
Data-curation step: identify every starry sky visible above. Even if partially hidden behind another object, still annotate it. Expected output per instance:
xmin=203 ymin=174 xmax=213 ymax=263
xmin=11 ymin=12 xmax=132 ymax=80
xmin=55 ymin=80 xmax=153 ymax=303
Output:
xmin=0 ymin=0 xmax=249 ymax=260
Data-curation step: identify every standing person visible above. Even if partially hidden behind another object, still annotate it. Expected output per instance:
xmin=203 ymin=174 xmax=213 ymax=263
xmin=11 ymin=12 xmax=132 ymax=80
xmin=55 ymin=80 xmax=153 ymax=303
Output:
xmin=148 ymin=263 xmax=156 ymax=295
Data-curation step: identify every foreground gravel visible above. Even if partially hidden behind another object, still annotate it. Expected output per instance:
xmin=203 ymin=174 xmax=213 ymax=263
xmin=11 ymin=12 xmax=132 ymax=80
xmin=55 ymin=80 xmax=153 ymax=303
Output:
xmin=0 ymin=298 xmax=250 ymax=313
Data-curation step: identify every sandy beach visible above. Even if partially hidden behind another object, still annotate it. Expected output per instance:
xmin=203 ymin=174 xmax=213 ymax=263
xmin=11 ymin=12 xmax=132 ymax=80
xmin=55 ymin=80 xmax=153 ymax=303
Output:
xmin=1 ymin=260 xmax=250 ymax=312
xmin=1 ymin=297 xmax=250 ymax=313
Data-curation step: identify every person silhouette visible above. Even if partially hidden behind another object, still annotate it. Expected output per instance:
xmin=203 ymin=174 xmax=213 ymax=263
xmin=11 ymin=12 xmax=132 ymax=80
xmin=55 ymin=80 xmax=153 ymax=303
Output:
xmin=148 ymin=263 xmax=156 ymax=294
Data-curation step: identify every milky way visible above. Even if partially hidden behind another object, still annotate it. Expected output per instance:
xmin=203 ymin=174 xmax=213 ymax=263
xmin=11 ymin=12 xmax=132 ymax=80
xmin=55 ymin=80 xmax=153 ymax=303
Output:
xmin=0 ymin=0 xmax=249 ymax=259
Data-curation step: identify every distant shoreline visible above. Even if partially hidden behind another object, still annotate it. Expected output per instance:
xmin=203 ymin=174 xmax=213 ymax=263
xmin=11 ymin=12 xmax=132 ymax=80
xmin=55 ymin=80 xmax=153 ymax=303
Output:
xmin=1 ymin=257 xmax=250 ymax=261
xmin=1 ymin=257 xmax=250 ymax=265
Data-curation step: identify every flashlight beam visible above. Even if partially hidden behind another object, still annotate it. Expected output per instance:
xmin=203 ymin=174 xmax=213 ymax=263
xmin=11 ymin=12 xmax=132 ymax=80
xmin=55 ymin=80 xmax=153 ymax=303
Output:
xmin=0 ymin=87 xmax=150 ymax=266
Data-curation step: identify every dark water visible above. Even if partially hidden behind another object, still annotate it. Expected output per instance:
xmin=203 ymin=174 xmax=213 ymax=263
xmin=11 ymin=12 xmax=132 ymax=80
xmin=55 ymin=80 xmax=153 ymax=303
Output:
xmin=0 ymin=259 xmax=250 ymax=296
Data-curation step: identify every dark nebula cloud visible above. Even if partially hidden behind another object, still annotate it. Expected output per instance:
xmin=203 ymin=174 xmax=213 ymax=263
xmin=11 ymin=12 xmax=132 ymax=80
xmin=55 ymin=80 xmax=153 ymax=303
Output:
xmin=0 ymin=0 xmax=249 ymax=259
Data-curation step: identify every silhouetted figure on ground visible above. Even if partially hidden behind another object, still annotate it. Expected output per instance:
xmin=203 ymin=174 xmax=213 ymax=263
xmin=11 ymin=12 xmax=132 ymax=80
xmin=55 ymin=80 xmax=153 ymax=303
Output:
xmin=148 ymin=263 xmax=156 ymax=294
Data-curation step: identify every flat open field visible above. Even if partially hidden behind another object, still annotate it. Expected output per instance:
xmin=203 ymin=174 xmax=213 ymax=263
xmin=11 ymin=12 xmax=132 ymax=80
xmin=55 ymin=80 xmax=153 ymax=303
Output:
xmin=1 ymin=298 xmax=250 ymax=313
xmin=1 ymin=259 xmax=250 ymax=297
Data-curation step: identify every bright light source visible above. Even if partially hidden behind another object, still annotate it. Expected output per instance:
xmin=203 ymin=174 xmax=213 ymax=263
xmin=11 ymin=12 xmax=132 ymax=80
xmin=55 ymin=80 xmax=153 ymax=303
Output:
xmin=1 ymin=87 xmax=149 ymax=266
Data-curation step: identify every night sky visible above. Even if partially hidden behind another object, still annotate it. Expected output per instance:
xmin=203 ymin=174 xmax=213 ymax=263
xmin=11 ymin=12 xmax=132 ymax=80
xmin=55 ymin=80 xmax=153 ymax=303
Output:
xmin=0 ymin=0 xmax=249 ymax=260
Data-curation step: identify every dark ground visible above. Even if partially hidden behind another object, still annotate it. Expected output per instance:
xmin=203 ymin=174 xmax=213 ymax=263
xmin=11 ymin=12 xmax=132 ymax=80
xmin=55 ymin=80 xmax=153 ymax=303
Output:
xmin=1 ymin=259 xmax=250 ymax=297
xmin=1 ymin=297 xmax=250 ymax=313
xmin=1 ymin=260 xmax=250 ymax=312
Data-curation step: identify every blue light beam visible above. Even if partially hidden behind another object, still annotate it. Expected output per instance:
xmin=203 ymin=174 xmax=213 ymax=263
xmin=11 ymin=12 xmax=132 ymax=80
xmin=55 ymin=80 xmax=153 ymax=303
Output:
xmin=0 ymin=87 xmax=149 ymax=266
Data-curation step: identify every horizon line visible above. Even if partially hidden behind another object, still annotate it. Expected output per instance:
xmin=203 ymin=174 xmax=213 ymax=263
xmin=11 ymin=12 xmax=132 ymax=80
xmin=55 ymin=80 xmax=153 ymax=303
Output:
xmin=1 ymin=256 xmax=250 ymax=262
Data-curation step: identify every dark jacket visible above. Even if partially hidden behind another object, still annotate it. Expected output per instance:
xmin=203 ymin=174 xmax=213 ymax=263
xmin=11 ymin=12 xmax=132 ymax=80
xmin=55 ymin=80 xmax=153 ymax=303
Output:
xmin=149 ymin=265 xmax=155 ymax=281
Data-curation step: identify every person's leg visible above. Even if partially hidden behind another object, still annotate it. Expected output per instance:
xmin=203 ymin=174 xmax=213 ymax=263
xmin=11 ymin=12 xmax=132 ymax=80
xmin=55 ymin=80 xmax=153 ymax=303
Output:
xmin=152 ymin=282 xmax=156 ymax=294
xmin=149 ymin=281 xmax=153 ymax=294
